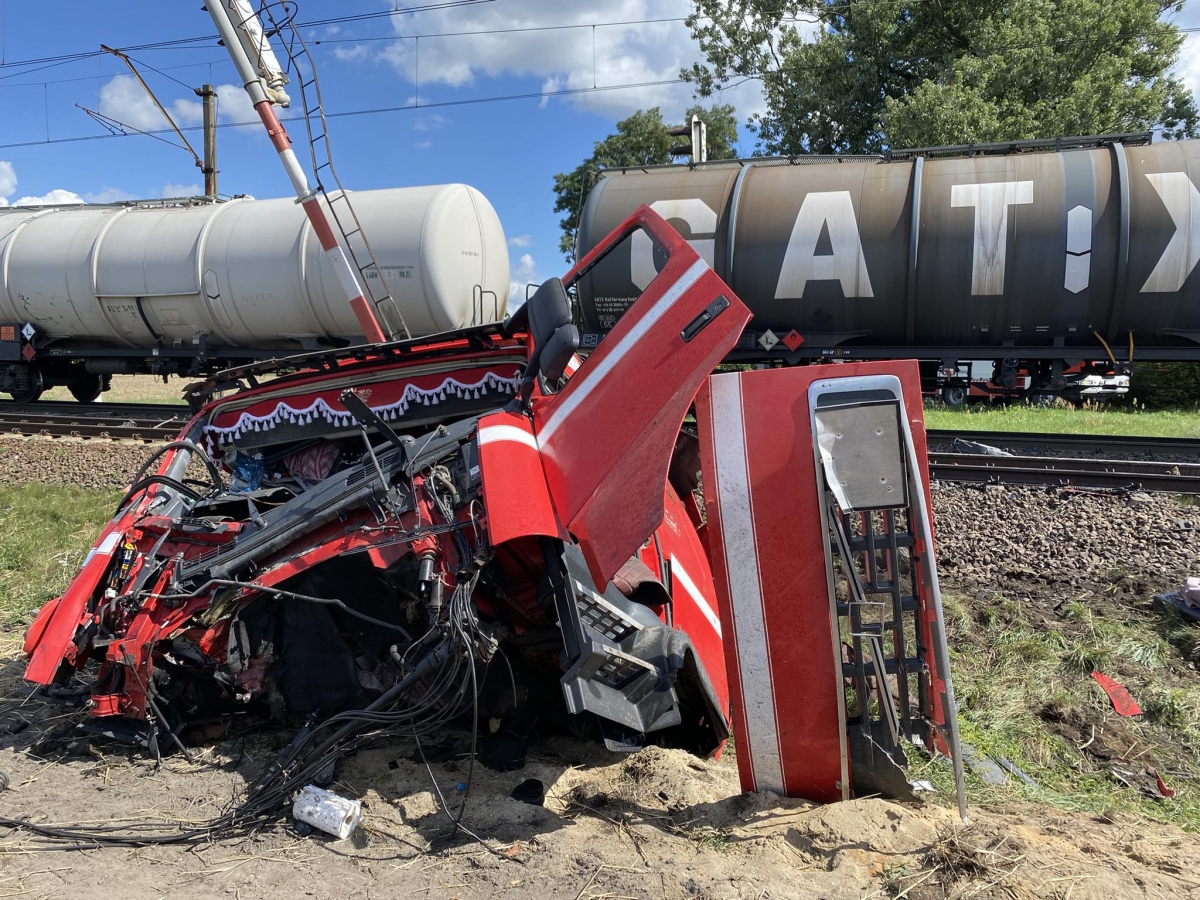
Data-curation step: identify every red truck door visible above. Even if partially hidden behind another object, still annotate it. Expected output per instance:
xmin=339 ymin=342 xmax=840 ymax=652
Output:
xmin=532 ymin=206 xmax=751 ymax=588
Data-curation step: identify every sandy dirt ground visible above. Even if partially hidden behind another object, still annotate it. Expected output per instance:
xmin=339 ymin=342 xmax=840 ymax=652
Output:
xmin=0 ymin=634 xmax=1196 ymax=900
xmin=0 ymin=453 xmax=1197 ymax=897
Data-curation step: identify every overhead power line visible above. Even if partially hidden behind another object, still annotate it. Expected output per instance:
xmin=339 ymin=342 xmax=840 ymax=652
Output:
xmin=0 ymin=0 xmax=497 ymax=73
xmin=0 ymin=7 xmax=1193 ymax=154
xmin=0 ymin=59 xmax=226 ymax=88
xmin=310 ymin=14 xmax=817 ymax=44
xmin=0 ymin=76 xmax=691 ymax=152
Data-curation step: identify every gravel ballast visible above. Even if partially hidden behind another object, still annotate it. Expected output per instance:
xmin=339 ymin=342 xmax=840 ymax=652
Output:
xmin=932 ymin=481 xmax=1198 ymax=596
xmin=0 ymin=437 xmax=159 ymax=491
xmin=2 ymin=435 xmax=1197 ymax=596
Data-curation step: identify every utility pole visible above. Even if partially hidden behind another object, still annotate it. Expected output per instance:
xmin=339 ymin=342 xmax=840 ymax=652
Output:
xmin=198 ymin=84 xmax=218 ymax=198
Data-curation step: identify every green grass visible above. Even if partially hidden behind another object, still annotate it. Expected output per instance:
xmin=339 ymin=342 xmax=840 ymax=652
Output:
xmin=925 ymin=402 xmax=1200 ymax=438
xmin=0 ymin=485 xmax=119 ymax=625
xmin=40 ymin=374 xmax=189 ymax=405
xmin=922 ymin=591 xmax=1200 ymax=831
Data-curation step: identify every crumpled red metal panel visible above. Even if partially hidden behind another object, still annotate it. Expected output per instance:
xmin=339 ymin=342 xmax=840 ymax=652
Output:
xmin=25 ymin=525 xmax=127 ymax=684
xmin=475 ymin=410 xmax=566 ymax=547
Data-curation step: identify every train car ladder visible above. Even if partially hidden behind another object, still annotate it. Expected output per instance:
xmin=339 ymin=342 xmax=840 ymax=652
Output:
xmin=259 ymin=3 xmax=411 ymax=340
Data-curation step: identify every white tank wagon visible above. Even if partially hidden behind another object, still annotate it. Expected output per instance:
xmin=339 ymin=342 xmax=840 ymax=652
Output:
xmin=0 ymin=185 xmax=510 ymax=401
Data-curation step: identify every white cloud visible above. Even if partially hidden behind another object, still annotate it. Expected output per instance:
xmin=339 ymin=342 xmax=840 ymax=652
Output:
xmin=509 ymin=252 xmax=541 ymax=304
xmin=0 ymin=161 xmax=15 ymax=204
xmin=163 ymin=183 xmax=203 ymax=197
xmin=215 ymin=83 xmax=258 ymax=125
xmin=1174 ymin=4 xmax=1200 ymax=94
xmin=13 ymin=189 xmax=85 ymax=207
xmin=1176 ymin=35 xmax=1200 ymax=103
xmin=413 ymin=140 xmax=433 ymax=149
xmin=332 ymin=0 xmax=768 ymax=122
xmin=412 ymin=113 xmax=449 ymax=131
xmin=99 ymin=74 xmax=202 ymax=131
xmin=97 ymin=75 xmax=258 ymax=135
xmin=508 ymin=234 xmax=533 ymax=247
xmin=0 ymin=160 xmax=124 ymax=208
xmin=334 ymin=44 xmax=372 ymax=63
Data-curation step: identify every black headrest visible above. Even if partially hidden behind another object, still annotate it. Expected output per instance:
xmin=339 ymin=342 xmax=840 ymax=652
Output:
xmin=525 ymin=278 xmax=571 ymax=348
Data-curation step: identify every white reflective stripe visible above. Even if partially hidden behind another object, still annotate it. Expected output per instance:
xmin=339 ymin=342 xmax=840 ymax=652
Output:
xmin=325 ymin=245 xmax=365 ymax=303
xmin=278 ymin=147 xmax=311 ymax=197
xmin=538 ymin=257 xmax=708 ymax=446
xmin=82 ymin=532 xmax=122 ymax=570
xmin=670 ymin=554 xmax=722 ymax=639
xmin=478 ymin=424 xmax=540 ymax=451
xmin=710 ymin=372 xmax=784 ymax=793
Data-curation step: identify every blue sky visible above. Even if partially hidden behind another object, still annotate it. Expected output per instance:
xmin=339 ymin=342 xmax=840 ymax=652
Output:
xmin=0 ymin=0 xmax=767 ymax=299
xmin=0 ymin=0 xmax=1197 ymax=301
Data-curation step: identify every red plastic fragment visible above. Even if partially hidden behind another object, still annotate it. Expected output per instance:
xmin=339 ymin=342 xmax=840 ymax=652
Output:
xmin=1091 ymin=671 xmax=1143 ymax=717
xmin=1154 ymin=770 xmax=1176 ymax=799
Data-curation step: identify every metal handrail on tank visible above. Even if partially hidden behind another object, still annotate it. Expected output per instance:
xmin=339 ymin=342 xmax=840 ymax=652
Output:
xmin=595 ymin=132 xmax=1156 ymax=176
xmin=600 ymin=154 xmax=884 ymax=176
xmin=882 ymin=131 xmax=1153 ymax=161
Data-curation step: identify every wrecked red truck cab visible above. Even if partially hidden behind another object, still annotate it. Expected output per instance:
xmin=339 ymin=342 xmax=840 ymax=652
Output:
xmin=22 ymin=206 xmax=751 ymax=764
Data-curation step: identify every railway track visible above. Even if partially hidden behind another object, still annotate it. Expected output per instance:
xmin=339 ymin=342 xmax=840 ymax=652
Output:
xmin=927 ymin=452 xmax=1200 ymax=493
xmin=926 ymin=429 xmax=1200 ymax=459
xmin=0 ymin=401 xmax=187 ymax=443
xmin=925 ymin=429 xmax=1200 ymax=493
xmin=0 ymin=404 xmax=1197 ymax=493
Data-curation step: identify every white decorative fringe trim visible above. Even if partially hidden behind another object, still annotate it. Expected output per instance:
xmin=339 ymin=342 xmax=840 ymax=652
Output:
xmin=206 ymin=370 xmax=520 ymax=446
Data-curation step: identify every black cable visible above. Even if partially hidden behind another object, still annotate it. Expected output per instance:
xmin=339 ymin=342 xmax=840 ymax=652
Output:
xmin=133 ymin=440 xmax=224 ymax=490
xmin=154 ymin=579 xmax=414 ymax=639
xmin=1 ymin=462 xmax=491 ymax=849
xmin=116 ymin=475 xmax=204 ymax=514
xmin=0 ymin=0 xmax=499 ymax=72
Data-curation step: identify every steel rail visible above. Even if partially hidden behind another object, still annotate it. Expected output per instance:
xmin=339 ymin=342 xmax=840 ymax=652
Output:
xmin=928 ymin=452 xmax=1200 ymax=493
xmin=926 ymin=428 xmax=1200 ymax=459
xmin=0 ymin=402 xmax=187 ymax=443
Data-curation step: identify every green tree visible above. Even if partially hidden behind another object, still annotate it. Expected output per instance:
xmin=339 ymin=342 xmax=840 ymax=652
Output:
xmin=684 ymin=1 xmax=1197 ymax=154
xmin=552 ymin=104 xmax=738 ymax=259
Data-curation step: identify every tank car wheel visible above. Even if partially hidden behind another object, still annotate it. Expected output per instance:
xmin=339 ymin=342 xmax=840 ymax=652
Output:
xmin=9 ymin=368 xmax=43 ymax=404
xmin=1028 ymin=391 xmax=1057 ymax=407
xmin=940 ymin=384 xmax=968 ymax=407
xmin=69 ymin=374 xmax=104 ymax=404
